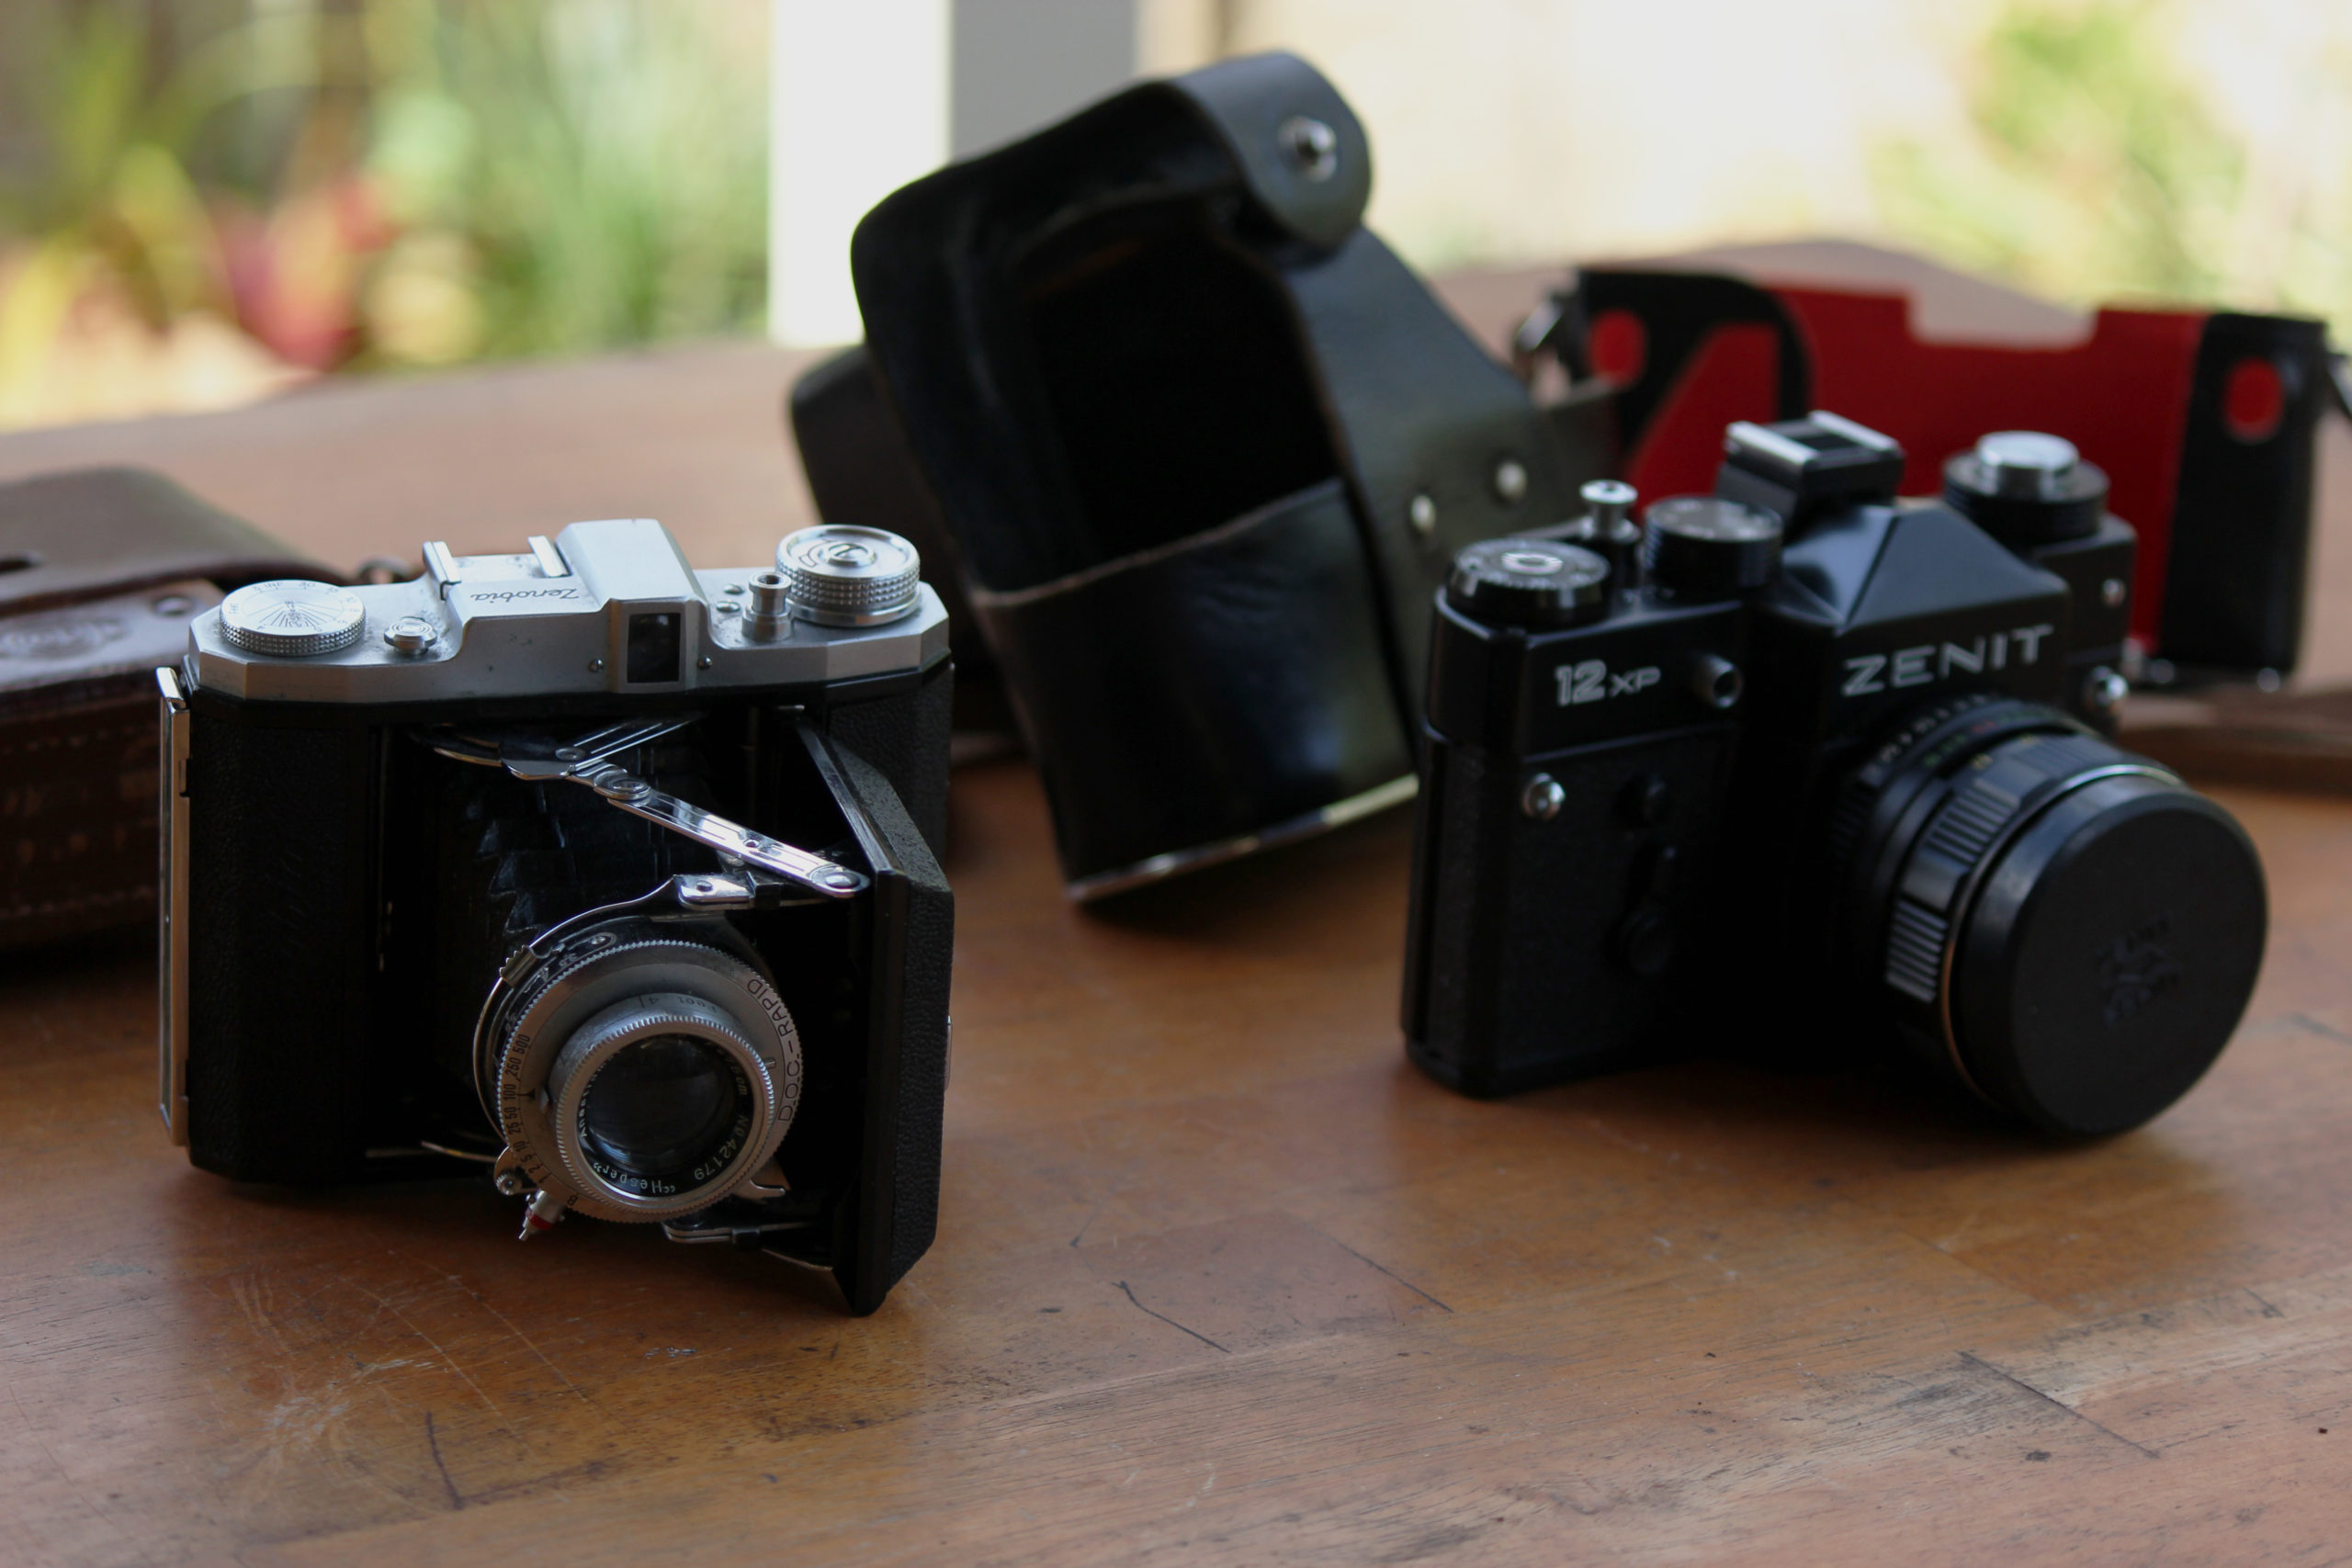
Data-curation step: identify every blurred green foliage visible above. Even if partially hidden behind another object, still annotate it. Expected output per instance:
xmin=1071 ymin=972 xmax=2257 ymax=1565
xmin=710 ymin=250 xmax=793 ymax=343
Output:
xmin=6 ymin=0 xmax=2342 ymax=423
xmin=0 ymin=1 xmax=232 ymax=331
xmin=1875 ymin=0 xmax=2349 ymax=334
xmin=362 ymin=0 xmax=767 ymax=361
xmin=0 ymin=0 xmax=767 ymax=389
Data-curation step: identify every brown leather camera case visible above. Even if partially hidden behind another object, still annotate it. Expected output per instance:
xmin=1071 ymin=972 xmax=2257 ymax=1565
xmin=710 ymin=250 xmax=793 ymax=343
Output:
xmin=0 ymin=468 xmax=324 ymax=950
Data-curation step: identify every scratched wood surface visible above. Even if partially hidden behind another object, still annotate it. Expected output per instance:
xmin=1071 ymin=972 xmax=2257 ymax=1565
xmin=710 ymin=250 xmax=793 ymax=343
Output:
xmin=4 ymin=251 xmax=2350 ymax=1566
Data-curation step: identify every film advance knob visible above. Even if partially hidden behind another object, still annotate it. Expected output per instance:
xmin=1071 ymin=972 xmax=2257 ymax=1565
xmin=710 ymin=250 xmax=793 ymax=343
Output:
xmin=1445 ymin=538 xmax=1611 ymax=629
xmin=218 ymin=580 xmax=367 ymax=657
xmin=774 ymin=525 xmax=922 ymax=626
xmin=1640 ymin=497 xmax=1781 ymax=598
xmin=1941 ymin=430 xmax=2109 ymax=545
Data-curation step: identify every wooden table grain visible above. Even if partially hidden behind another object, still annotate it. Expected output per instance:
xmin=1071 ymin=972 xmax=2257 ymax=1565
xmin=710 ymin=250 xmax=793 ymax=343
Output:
xmin=5 ymin=251 xmax=2350 ymax=1566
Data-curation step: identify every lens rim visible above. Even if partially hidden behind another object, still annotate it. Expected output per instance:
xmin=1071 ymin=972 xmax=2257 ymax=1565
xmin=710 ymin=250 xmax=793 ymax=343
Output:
xmin=485 ymin=919 xmax=802 ymax=1224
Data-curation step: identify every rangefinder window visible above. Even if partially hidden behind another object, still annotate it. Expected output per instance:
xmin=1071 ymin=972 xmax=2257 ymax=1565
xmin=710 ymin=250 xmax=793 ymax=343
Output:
xmin=626 ymin=610 xmax=682 ymax=683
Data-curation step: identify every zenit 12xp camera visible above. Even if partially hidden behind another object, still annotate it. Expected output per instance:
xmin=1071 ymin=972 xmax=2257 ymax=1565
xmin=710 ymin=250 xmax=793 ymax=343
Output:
xmin=1402 ymin=412 xmax=2267 ymax=1136
xmin=156 ymin=519 xmax=952 ymax=1314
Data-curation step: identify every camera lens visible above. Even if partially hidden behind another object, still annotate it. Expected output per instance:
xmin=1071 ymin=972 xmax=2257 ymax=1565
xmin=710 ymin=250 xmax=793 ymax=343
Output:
xmin=1834 ymin=696 xmax=2266 ymax=1135
xmin=575 ymin=1032 xmax=748 ymax=1186
xmin=483 ymin=927 xmax=803 ymax=1223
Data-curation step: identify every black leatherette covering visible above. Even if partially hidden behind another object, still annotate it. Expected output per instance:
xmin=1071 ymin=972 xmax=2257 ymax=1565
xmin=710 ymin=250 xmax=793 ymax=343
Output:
xmin=825 ymin=740 xmax=954 ymax=1312
xmin=185 ymin=714 xmax=381 ymax=1181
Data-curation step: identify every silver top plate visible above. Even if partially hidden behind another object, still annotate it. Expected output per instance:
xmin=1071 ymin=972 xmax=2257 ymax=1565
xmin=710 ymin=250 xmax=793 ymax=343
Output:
xmin=182 ymin=517 xmax=947 ymax=703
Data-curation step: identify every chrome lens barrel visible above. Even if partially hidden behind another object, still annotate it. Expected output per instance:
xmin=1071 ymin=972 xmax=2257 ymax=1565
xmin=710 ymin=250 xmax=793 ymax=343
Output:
xmin=482 ymin=920 xmax=802 ymax=1224
xmin=547 ymin=993 xmax=773 ymax=1210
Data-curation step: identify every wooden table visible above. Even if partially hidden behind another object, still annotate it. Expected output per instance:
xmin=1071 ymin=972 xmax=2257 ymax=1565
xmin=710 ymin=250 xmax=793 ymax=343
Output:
xmin=5 ymin=249 xmax=2350 ymax=1565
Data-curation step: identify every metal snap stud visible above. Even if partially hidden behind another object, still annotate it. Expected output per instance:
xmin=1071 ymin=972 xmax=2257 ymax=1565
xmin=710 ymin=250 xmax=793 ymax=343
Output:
xmin=1278 ymin=115 xmax=1340 ymax=181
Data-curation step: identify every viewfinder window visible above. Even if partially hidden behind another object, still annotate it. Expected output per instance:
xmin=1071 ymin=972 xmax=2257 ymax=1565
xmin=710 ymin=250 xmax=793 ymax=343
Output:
xmin=626 ymin=612 xmax=682 ymax=683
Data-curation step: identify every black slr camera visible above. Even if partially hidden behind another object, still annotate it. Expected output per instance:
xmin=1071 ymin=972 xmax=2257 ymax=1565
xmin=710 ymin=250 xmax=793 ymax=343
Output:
xmin=1403 ymin=412 xmax=2268 ymax=1136
xmin=156 ymin=518 xmax=952 ymax=1314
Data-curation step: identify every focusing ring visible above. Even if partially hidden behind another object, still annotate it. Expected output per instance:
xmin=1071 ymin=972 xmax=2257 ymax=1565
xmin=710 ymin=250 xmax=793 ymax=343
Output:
xmin=1875 ymin=734 xmax=2146 ymax=1016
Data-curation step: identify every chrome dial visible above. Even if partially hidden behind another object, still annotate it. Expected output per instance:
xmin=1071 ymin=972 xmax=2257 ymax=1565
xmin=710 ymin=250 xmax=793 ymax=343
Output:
xmin=218 ymin=580 xmax=367 ymax=657
xmin=775 ymin=525 xmax=921 ymax=626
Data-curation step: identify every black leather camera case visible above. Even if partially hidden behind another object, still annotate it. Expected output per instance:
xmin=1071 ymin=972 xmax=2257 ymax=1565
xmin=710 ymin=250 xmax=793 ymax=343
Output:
xmin=807 ymin=52 xmax=1579 ymax=897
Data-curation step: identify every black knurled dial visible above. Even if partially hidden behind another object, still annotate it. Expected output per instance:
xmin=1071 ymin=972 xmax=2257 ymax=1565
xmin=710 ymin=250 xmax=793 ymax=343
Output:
xmin=1446 ymin=538 xmax=1611 ymax=629
xmin=1941 ymin=430 xmax=2109 ymax=545
xmin=1641 ymin=497 xmax=1781 ymax=598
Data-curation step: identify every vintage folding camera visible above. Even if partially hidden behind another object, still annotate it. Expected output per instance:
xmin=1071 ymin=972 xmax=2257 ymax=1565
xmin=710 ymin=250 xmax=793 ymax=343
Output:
xmin=155 ymin=519 xmax=953 ymax=1314
xmin=1402 ymin=412 xmax=2268 ymax=1136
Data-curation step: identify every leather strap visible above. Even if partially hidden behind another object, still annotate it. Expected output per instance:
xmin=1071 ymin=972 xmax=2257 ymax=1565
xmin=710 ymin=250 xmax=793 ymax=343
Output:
xmin=970 ymin=479 xmax=1412 ymax=890
xmin=0 ymin=467 xmax=332 ymax=615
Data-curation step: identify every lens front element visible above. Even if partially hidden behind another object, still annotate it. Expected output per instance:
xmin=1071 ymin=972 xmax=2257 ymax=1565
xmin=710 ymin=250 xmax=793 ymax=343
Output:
xmin=580 ymin=1033 xmax=744 ymax=1182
